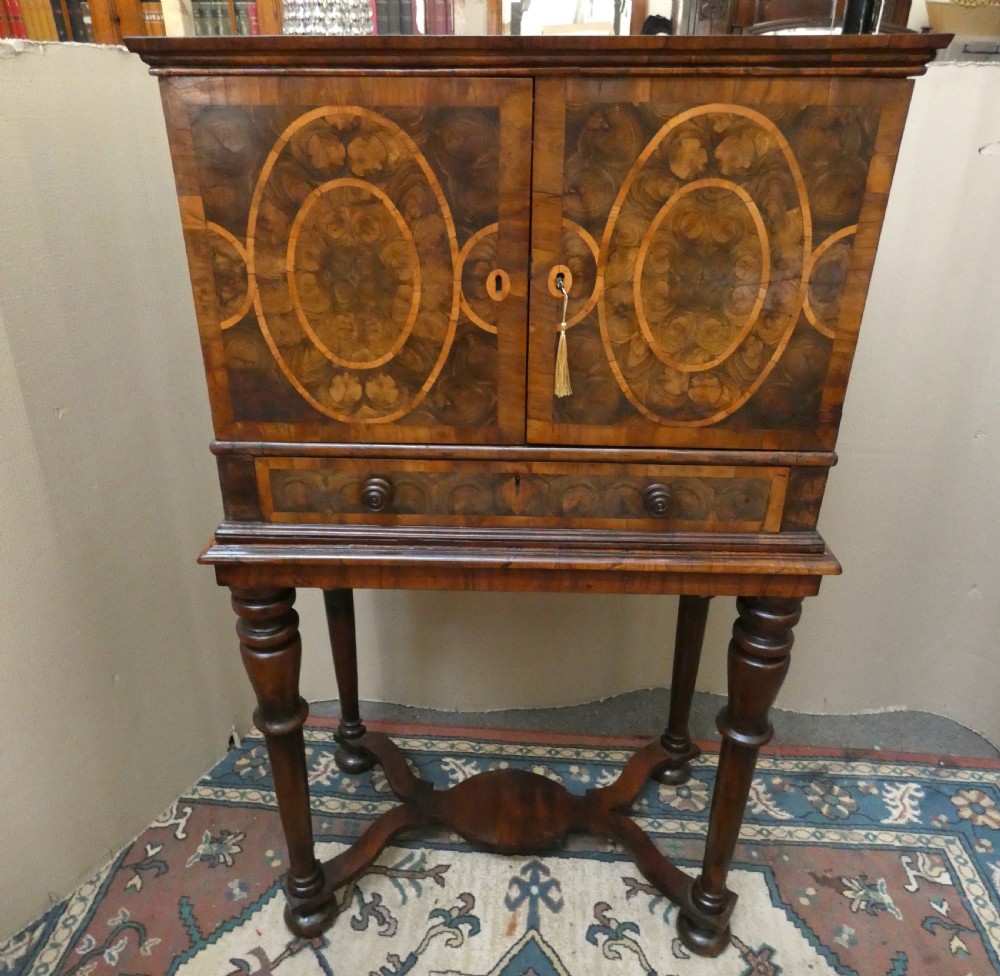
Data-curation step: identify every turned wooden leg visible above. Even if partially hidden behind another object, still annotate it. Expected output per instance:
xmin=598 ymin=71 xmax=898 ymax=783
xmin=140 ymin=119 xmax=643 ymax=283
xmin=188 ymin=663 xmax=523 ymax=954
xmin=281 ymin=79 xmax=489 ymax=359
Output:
xmin=323 ymin=588 xmax=376 ymax=774
xmin=655 ymin=594 xmax=712 ymax=785
xmin=232 ymin=587 xmax=334 ymax=938
xmin=678 ymin=596 xmax=803 ymax=957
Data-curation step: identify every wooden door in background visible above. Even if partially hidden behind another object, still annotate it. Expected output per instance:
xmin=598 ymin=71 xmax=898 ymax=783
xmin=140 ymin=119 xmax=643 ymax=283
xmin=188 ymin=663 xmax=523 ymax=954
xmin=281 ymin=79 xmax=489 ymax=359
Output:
xmin=162 ymin=74 xmax=532 ymax=445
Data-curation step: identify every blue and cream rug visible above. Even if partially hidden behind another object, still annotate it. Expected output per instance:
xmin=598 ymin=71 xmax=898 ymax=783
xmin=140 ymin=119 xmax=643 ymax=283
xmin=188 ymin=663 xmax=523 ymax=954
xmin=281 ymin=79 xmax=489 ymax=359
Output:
xmin=3 ymin=719 xmax=999 ymax=975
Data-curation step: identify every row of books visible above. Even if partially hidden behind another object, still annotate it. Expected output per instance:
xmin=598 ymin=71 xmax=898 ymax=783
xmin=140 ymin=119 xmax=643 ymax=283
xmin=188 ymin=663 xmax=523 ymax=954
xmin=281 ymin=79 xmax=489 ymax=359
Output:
xmin=371 ymin=0 xmax=454 ymax=34
xmin=0 ymin=0 xmax=92 ymax=40
xmin=191 ymin=0 xmax=259 ymax=34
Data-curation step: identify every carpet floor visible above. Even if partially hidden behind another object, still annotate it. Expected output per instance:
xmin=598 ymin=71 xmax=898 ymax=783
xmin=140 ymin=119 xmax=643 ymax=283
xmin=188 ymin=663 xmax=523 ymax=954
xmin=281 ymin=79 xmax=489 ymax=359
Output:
xmin=3 ymin=718 xmax=1000 ymax=976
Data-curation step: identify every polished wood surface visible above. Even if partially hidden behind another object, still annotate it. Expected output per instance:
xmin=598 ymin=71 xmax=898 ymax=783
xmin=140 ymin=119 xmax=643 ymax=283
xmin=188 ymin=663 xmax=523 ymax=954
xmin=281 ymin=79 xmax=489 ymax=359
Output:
xmin=657 ymin=594 xmax=713 ymax=784
xmin=527 ymin=73 xmax=910 ymax=451
xmin=129 ymin=33 xmax=946 ymax=957
xmin=129 ymin=33 xmax=946 ymax=73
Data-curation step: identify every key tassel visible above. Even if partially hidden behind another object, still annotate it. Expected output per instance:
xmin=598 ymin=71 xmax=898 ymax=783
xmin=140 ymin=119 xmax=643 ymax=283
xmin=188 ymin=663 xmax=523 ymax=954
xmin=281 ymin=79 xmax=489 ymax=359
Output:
xmin=554 ymin=283 xmax=572 ymax=398
xmin=555 ymin=325 xmax=572 ymax=398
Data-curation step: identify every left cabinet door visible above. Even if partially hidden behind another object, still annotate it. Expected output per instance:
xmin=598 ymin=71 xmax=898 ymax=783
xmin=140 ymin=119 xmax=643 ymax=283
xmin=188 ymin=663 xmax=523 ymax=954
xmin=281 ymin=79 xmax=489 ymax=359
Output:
xmin=160 ymin=75 xmax=533 ymax=445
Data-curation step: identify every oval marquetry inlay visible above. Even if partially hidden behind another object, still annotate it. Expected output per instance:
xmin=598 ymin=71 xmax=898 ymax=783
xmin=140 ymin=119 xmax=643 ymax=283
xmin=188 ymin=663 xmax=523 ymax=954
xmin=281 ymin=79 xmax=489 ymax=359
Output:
xmin=634 ymin=180 xmax=769 ymax=373
xmin=247 ymin=106 xmax=460 ymax=424
xmin=458 ymin=222 xmax=501 ymax=334
xmin=288 ymin=179 xmax=421 ymax=369
xmin=207 ymin=222 xmax=254 ymax=330
xmin=804 ymin=225 xmax=857 ymax=340
xmin=599 ymin=104 xmax=811 ymax=428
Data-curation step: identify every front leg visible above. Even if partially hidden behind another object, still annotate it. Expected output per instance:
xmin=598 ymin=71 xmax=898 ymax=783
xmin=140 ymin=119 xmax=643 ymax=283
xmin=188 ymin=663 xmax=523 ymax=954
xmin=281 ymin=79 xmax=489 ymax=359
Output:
xmin=232 ymin=586 xmax=334 ymax=938
xmin=678 ymin=595 xmax=803 ymax=956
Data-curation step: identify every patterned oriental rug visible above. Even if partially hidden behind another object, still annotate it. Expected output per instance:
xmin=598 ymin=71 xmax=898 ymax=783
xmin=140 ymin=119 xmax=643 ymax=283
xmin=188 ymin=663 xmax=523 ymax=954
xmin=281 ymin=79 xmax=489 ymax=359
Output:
xmin=3 ymin=720 xmax=1000 ymax=976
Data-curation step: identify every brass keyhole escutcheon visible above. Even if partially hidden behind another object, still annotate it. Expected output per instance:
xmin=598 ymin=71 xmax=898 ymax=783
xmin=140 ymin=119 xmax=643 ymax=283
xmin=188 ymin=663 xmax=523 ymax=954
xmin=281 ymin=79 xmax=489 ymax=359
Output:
xmin=486 ymin=268 xmax=511 ymax=302
xmin=548 ymin=264 xmax=573 ymax=298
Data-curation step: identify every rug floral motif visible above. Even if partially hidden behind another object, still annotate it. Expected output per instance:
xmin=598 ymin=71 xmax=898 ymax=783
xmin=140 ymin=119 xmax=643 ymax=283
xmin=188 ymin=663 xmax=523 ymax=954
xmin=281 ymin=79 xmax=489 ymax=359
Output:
xmin=3 ymin=719 xmax=999 ymax=976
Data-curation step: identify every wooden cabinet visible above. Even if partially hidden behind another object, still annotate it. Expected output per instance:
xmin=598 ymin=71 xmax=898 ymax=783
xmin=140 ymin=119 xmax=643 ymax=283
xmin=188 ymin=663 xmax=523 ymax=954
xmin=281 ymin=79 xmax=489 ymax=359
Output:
xmin=153 ymin=41 xmax=921 ymax=527
xmin=159 ymin=45 xmax=912 ymax=460
xmin=130 ymin=34 xmax=947 ymax=956
xmin=167 ymin=73 xmax=532 ymax=444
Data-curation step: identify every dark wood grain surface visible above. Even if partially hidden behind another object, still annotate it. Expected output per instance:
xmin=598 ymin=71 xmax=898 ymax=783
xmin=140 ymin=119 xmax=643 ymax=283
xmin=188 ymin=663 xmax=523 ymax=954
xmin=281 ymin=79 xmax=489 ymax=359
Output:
xmin=128 ymin=34 xmax=949 ymax=75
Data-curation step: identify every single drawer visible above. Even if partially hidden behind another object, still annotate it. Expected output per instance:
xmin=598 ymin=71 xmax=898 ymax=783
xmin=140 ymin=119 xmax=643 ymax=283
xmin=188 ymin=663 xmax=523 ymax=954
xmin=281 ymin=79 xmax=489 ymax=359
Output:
xmin=256 ymin=457 xmax=789 ymax=532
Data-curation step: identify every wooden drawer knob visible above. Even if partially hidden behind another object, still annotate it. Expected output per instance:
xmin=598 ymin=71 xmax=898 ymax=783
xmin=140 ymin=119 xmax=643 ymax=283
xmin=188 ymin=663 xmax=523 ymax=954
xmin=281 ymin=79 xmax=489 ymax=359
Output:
xmin=362 ymin=476 xmax=394 ymax=513
xmin=643 ymin=483 xmax=673 ymax=519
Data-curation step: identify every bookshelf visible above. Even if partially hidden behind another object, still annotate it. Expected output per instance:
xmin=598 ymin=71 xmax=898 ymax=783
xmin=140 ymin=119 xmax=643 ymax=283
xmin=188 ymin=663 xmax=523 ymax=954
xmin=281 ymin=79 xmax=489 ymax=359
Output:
xmin=0 ymin=0 xmax=494 ymax=39
xmin=0 ymin=0 xmax=167 ymax=41
xmin=4 ymin=0 xmax=638 ymax=49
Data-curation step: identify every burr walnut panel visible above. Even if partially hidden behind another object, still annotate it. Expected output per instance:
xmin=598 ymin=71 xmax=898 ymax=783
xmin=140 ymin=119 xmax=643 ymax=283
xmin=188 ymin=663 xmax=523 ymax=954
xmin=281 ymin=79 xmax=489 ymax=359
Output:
xmin=527 ymin=76 xmax=911 ymax=450
xmin=256 ymin=457 xmax=788 ymax=531
xmin=164 ymin=75 xmax=532 ymax=445
xmin=161 ymin=66 xmax=915 ymax=454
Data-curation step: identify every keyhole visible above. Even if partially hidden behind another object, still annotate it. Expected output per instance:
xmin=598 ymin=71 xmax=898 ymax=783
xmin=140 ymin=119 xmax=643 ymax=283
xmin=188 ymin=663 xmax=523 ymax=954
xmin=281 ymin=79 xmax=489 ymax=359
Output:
xmin=555 ymin=272 xmax=566 ymax=293
xmin=486 ymin=268 xmax=510 ymax=301
xmin=515 ymin=473 xmax=521 ymax=488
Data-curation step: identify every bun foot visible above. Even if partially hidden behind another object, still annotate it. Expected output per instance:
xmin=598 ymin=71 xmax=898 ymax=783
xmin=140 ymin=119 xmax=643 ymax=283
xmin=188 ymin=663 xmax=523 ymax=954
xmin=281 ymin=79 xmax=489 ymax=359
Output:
xmin=335 ymin=743 xmax=376 ymax=774
xmin=285 ymin=898 xmax=337 ymax=939
xmin=677 ymin=912 xmax=730 ymax=957
xmin=654 ymin=763 xmax=693 ymax=785
xmin=653 ymin=739 xmax=699 ymax=785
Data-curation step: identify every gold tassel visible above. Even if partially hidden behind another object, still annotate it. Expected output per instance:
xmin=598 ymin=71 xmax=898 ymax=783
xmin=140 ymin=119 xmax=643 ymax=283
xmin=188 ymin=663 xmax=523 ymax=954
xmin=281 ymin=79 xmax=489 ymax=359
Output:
xmin=554 ymin=283 xmax=572 ymax=398
xmin=555 ymin=325 xmax=572 ymax=398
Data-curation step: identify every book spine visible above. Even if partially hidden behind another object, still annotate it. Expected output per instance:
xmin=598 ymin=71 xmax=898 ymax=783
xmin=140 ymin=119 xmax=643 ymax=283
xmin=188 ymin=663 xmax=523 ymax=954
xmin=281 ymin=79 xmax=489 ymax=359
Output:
xmin=443 ymin=0 xmax=452 ymax=34
xmin=140 ymin=0 xmax=165 ymax=33
xmin=19 ymin=0 xmax=37 ymax=37
xmin=385 ymin=0 xmax=399 ymax=33
xmin=18 ymin=0 xmax=34 ymax=37
xmin=78 ymin=0 xmax=93 ymax=38
xmin=63 ymin=0 xmax=86 ymax=39
xmin=203 ymin=0 xmax=222 ymax=33
xmin=31 ymin=0 xmax=60 ymax=39
xmin=424 ymin=0 xmax=439 ymax=32
xmin=246 ymin=0 xmax=258 ymax=32
xmin=398 ymin=0 xmax=411 ymax=33
xmin=3 ymin=0 xmax=29 ymax=37
xmin=374 ymin=0 xmax=387 ymax=33
xmin=47 ymin=0 xmax=67 ymax=37
xmin=0 ymin=1 xmax=11 ymax=37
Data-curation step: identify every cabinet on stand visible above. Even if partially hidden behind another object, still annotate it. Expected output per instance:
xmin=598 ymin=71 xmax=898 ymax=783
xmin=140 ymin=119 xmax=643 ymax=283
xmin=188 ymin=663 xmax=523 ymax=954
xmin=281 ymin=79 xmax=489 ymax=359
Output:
xmin=128 ymin=34 xmax=947 ymax=955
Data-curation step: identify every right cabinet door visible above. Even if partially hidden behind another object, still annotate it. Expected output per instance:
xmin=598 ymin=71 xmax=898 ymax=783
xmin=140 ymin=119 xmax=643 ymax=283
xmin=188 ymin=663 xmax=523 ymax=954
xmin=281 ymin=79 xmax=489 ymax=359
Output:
xmin=527 ymin=75 xmax=913 ymax=451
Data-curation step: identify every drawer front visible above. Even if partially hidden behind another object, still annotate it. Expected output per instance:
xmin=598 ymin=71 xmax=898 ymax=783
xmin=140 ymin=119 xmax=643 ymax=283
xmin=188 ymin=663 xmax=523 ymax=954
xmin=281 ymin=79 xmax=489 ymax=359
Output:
xmin=257 ymin=458 xmax=789 ymax=532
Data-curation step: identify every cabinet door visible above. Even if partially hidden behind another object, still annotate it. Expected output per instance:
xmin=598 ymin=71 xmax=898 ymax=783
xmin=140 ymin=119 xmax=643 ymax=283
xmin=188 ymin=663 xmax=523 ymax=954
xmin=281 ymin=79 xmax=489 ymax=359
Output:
xmin=527 ymin=75 xmax=912 ymax=451
xmin=161 ymin=75 xmax=532 ymax=445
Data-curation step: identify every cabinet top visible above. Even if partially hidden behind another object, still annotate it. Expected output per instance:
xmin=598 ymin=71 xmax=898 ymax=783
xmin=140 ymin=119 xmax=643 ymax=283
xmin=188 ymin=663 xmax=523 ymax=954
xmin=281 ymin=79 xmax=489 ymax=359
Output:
xmin=126 ymin=34 xmax=949 ymax=77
